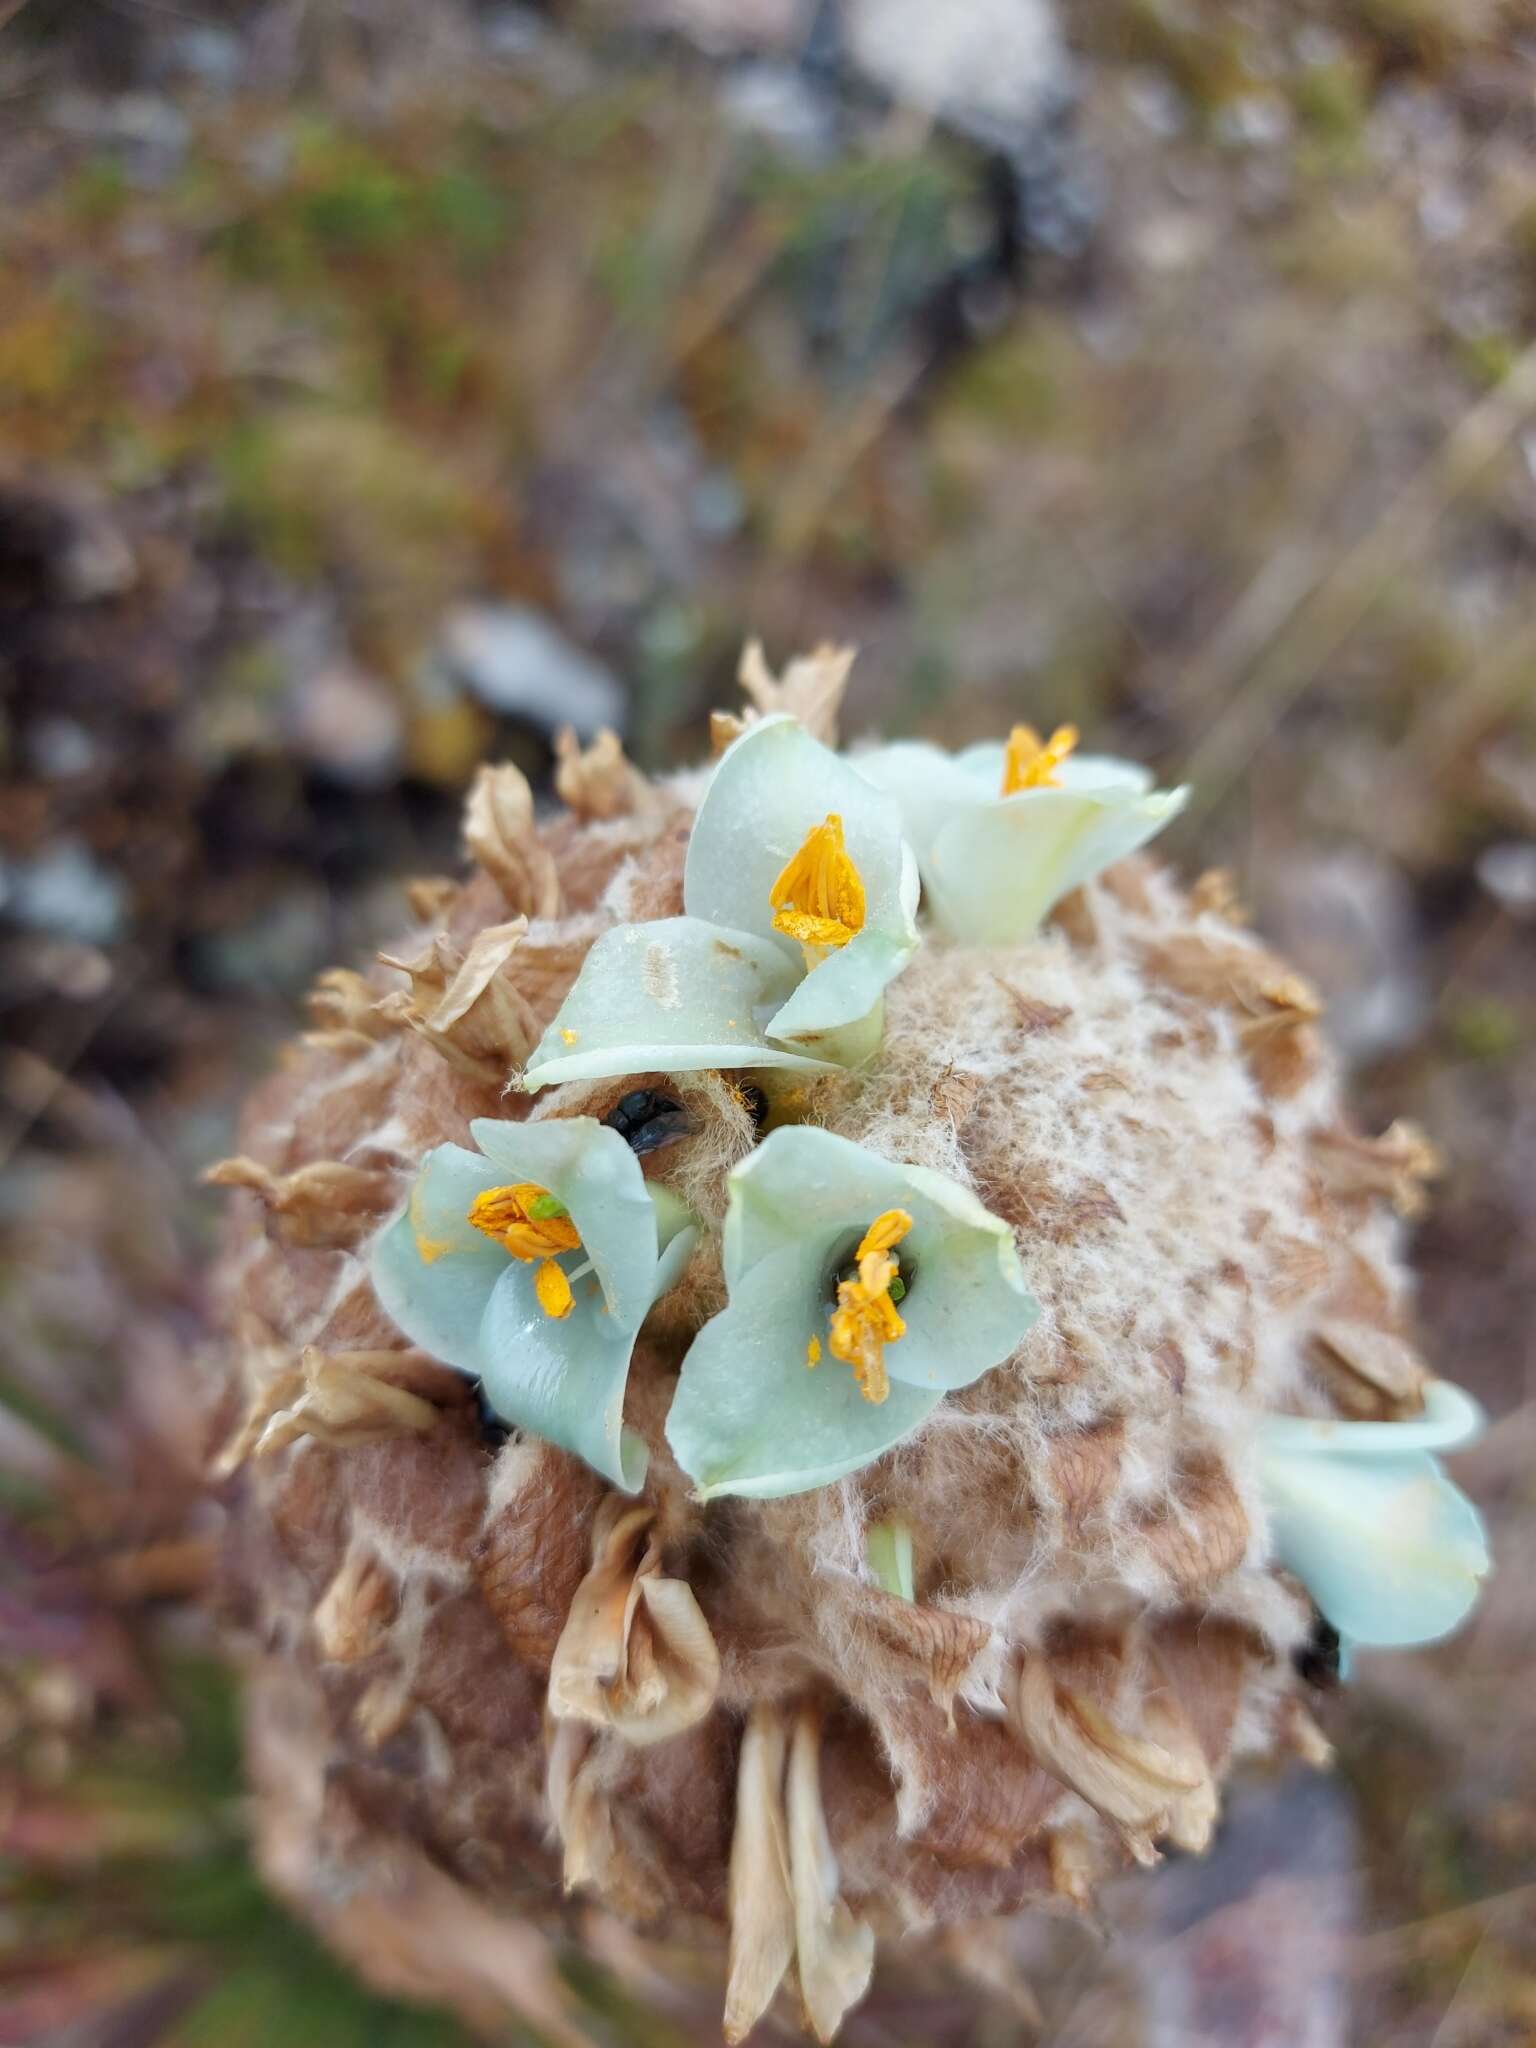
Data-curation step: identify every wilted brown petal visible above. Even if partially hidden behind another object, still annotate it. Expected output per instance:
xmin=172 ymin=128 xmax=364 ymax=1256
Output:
xmin=1308 ymin=1317 xmax=1428 ymax=1419
xmin=404 ymin=875 xmax=460 ymax=924
xmin=545 ymin=1720 xmax=659 ymax=1921
xmin=378 ymin=918 xmax=541 ymax=1082
xmin=547 ymin=1498 xmax=720 ymax=1746
xmin=1308 ymin=1118 xmax=1442 ymax=1219
xmin=735 ymin=640 xmax=855 ymax=748
xmin=202 ymin=1155 xmax=398 ymax=1249
xmin=463 ymin=763 xmax=561 ymax=917
xmin=306 ymin=967 xmax=391 ymax=1041
xmin=254 ymin=1347 xmax=450 ymax=1457
xmin=553 ymin=726 xmax=656 ymax=820
xmin=724 ymin=1704 xmax=797 ymax=2045
xmin=787 ymin=1705 xmax=877 ymax=2044
xmin=1138 ymin=1687 xmax=1219 ymax=1854
xmin=476 ymin=1441 xmax=606 ymax=1674
xmin=314 ymin=1542 xmax=400 ymax=1663
xmin=1008 ymin=1655 xmax=1203 ymax=1866
xmin=1047 ymin=1823 xmax=1101 ymax=1907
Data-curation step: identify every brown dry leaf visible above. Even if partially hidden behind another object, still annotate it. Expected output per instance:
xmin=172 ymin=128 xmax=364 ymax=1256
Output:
xmin=1308 ymin=1118 xmax=1442 ymax=1218
xmin=1149 ymin=1614 xmax=1255 ymax=1772
xmin=404 ymin=876 xmax=460 ymax=924
xmin=1008 ymin=1654 xmax=1203 ymax=1865
xmin=713 ymin=640 xmax=855 ymax=752
xmin=476 ymin=1440 xmax=606 ymax=1673
xmin=1135 ymin=1459 xmax=1250 ymax=1597
xmin=314 ymin=1542 xmax=400 ymax=1663
xmin=1308 ymin=1317 xmax=1428 ymax=1418
xmin=547 ymin=1497 xmax=720 ymax=1746
xmin=377 ymin=918 xmax=541 ymax=1082
xmin=554 ymin=726 xmax=656 ymax=820
xmin=305 ymin=967 xmax=392 ymax=1049
xmin=724 ymin=1704 xmax=797 ymax=2045
xmin=202 ymin=1155 xmax=398 ymax=1250
xmin=254 ymin=1347 xmax=452 ymax=1457
xmin=463 ymin=762 xmax=561 ymax=916
xmin=896 ymin=1701 xmax=1061 ymax=1869
xmin=857 ymin=1592 xmax=993 ymax=1724
xmin=787 ymin=1704 xmax=876 ymax=2045
xmin=1044 ymin=1418 xmax=1125 ymax=1534
xmin=1189 ymin=868 xmax=1249 ymax=923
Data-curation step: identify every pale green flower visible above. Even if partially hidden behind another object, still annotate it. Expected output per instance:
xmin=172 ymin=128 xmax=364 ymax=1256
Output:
xmin=523 ymin=716 xmax=920 ymax=1089
xmin=857 ymin=722 xmax=1187 ymax=944
xmin=1258 ymin=1380 xmax=1490 ymax=1656
xmin=370 ymin=1116 xmax=696 ymax=1491
xmin=665 ymin=1126 xmax=1038 ymax=1501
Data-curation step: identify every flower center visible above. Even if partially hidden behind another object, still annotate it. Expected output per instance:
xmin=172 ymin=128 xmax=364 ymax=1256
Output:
xmin=769 ymin=813 xmax=866 ymax=961
xmin=1000 ymin=723 xmax=1078 ymax=795
xmin=467 ymin=1182 xmax=580 ymax=1320
xmin=820 ymin=1208 xmax=913 ymax=1405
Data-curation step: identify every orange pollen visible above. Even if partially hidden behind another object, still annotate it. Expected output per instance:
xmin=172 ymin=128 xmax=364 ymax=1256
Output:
xmin=1000 ymin=723 xmax=1079 ymax=795
xmin=826 ymin=1209 xmax=913 ymax=1405
xmin=467 ymin=1182 xmax=581 ymax=1263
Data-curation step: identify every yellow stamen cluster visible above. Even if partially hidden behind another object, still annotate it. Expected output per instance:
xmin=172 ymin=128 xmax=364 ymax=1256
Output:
xmin=769 ymin=814 xmax=866 ymax=954
xmin=1000 ymin=723 xmax=1079 ymax=795
xmin=468 ymin=1182 xmax=580 ymax=1320
xmin=824 ymin=1208 xmax=913 ymax=1405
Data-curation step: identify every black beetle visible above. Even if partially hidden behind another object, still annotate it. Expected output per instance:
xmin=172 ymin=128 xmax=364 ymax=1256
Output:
xmin=602 ymin=1088 xmax=691 ymax=1156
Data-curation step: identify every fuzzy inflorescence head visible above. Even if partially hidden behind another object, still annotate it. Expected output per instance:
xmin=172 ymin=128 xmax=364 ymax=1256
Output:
xmin=208 ymin=650 xmax=1478 ymax=2041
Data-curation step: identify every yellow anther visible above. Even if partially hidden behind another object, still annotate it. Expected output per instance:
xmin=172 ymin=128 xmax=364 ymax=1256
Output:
xmin=467 ymin=1182 xmax=580 ymax=1261
xmin=534 ymin=1257 xmax=575 ymax=1320
xmin=769 ymin=813 xmax=866 ymax=953
xmin=826 ymin=1210 xmax=913 ymax=1405
xmin=1000 ymin=723 xmax=1078 ymax=795
xmin=857 ymin=1208 xmax=913 ymax=1259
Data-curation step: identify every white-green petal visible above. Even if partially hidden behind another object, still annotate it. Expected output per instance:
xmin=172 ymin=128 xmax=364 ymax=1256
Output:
xmin=684 ymin=715 xmax=920 ymax=1051
xmin=521 ymin=918 xmax=839 ymax=1089
xmin=922 ymin=784 xmax=1189 ymax=944
xmin=1260 ymin=1445 xmax=1489 ymax=1648
xmin=479 ymin=1258 xmax=650 ymax=1491
xmin=857 ymin=736 xmax=1187 ymax=944
xmin=368 ymin=1144 xmax=510 ymax=1376
xmin=664 ymin=1250 xmax=943 ymax=1501
xmin=721 ymin=1125 xmax=1038 ymax=1391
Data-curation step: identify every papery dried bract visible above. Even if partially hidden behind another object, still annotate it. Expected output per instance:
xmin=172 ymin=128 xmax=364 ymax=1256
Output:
xmin=1007 ymin=1654 xmax=1202 ymax=1866
xmin=464 ymin=763 xmax=562 ymax=917
xmin=378 ymin=918 xmax=541 ymax=1082
xmin=554 ymin=726 xmax=657 ymax=820
xmin=254 ymin=1347 xmax=450 ymax=1457
xmin=547 ymin=1497 xmax=720 ymax=1745
xmin=203 ymin=1155 xmax=398 ymax=1249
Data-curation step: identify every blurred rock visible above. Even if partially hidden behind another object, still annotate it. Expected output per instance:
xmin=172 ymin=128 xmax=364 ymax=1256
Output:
xmin=437 ymin=605 xmax=624 ymax=736
xmin=1475 ymin=841 xmax=1536 ymax=917
xmin=3 ymin=843 xmax=127 ymax=948
xmin=721 ymin=61 xmax=838 ymax=159
xmin=1259 ymin=850 xmax=1427 ymax=1065
xmin=632 ymin=0 xmax=810 ymax=56
xmin=843 ymin=0 xmax=1068 ymax=148
xmin=284 ymin=662 xmax=404 ymax=790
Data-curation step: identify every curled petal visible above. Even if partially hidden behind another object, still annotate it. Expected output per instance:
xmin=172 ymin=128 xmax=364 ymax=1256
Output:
xmin=203 ymin=1155 xmax=397 ymax=1249
xmin=254 ymin=1346 xmax=450 ymax=1456
xmin=547 ymin=1498 xmax=720 ymax=1745
xmin=1007 ymin=1655 xmax=1203 ymax=1866
xmin=737 ymin=639 xmax=855 ymax=746
xmin=379 ymin=919 xmax=542 ymax=1082
xmin=787 ymin=1705 xmax=876 ymax=2045
xmin=725 ymin=1704 xmax=797 ymax=2045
